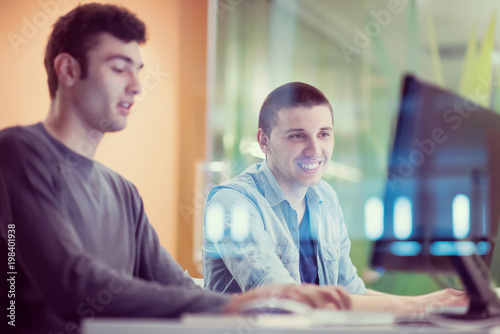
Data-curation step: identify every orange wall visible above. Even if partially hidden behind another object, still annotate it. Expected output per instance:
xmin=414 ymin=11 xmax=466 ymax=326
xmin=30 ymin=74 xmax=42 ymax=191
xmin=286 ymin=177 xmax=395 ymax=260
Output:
xmin=176 ymin=1 xmax=209 ymax=276
xmin=0 ymin=0 xmax=192 ymax=259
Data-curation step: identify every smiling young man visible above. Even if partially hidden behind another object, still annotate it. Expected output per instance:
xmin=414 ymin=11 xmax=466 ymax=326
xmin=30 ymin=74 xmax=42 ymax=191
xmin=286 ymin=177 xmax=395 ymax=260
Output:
xmin=0 ymin=5 xmax=351 ymax=334
xmin=203 ymin=82 xmax=467 ymax=313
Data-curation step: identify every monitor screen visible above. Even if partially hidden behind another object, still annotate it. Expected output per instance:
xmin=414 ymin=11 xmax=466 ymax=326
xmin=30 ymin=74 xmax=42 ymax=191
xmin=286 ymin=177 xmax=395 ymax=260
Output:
xmin=371 ymin=74 xmax=500 ymax=274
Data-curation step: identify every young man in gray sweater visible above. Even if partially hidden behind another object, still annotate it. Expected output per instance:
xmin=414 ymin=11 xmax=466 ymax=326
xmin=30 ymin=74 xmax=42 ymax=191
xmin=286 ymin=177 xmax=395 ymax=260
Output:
xmin=0 ymin=4 xmax=349 ymax=334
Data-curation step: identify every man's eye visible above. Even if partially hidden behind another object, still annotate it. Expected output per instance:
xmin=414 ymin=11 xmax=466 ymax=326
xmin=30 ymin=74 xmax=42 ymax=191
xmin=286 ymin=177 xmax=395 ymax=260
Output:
xmin=320 ymin=132 xmax=331 ymax=137
xmin=112 ymin=67 xmax=125 ymax=74
xmin=289 ymin=134 xmax=303 ymax=139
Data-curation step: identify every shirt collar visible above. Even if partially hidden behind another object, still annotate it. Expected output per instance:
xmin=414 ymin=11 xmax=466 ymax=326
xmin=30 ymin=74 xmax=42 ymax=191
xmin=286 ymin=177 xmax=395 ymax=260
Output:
xmin=306 ymin=185 xmax=322 ymax=205
xmin=258 ymin=160 xmax=287 ymax=207
xmin=257 ymin=160 xmax=323 ymax=207
xmin=36 ymin=122 xmax=95 ymax=176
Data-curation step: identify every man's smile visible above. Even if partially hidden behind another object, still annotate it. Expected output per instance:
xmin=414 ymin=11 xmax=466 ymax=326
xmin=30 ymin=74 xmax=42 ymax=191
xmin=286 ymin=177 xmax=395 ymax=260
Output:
xmin=297 ymin=160 xmax=323 ymax=173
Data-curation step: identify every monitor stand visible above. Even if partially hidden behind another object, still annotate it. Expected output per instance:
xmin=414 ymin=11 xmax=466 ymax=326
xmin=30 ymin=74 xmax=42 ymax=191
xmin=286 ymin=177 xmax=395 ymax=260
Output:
xmin=442 ymin=254 xmax=500 ymax=320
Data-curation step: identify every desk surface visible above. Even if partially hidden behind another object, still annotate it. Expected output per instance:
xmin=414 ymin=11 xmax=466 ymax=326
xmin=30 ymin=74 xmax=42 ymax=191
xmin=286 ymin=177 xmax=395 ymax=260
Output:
xmin=82 ymin=316 xmax=496 ymax=334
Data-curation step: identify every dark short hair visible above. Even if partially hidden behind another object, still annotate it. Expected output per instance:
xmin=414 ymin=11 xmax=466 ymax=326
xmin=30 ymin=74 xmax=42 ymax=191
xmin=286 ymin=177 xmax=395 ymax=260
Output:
xmin=44 ymin=3 xmax=147 ymax=99
xmin=258 ymin=82 xmax=334 ymax=136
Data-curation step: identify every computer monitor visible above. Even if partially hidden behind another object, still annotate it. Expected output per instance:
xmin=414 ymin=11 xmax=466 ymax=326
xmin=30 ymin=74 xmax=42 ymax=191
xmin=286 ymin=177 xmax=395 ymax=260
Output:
xmin=371 ymin=74 xmax=500 ymax=319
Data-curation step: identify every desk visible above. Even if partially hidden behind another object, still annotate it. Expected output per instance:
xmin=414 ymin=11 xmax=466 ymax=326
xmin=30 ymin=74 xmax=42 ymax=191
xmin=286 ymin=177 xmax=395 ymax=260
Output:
xmin=82 ymin=317 xmax=496 ymax=334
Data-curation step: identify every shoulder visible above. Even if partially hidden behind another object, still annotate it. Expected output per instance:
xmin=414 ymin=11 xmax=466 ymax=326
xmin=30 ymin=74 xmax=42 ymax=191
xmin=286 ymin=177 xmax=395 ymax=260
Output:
xmin=0 ymin=124 xmax=55 ymax=166
xmin=206 ymin=164 xmax=269 ymax=211
xmin=0 ymin=124 xmax=65 ymax=198
xmin=207 ymin=164 xmax=262 ymax=199
xmin=0 ymin=124 xmax=44 ymax=149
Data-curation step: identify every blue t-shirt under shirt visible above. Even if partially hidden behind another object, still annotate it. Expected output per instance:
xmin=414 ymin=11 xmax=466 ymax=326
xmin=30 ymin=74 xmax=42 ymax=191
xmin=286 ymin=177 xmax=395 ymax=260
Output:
xmin=299 ymin=204 xmax=319 ymax=284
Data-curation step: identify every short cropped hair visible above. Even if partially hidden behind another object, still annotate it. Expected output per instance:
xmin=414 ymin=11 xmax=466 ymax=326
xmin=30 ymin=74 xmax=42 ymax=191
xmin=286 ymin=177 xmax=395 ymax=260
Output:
xmin=258 ymin=82 xmax=334 ymax=136
xmin=44 ymin=3 xmax=147 ymax=99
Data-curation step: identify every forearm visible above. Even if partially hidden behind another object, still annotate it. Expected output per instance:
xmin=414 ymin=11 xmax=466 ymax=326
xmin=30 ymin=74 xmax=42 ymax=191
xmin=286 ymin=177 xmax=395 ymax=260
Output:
xmin=350 ymin=294 xmax=415 ymax=314
xmin=350 ymin=288 xmax=468 ymax=314
xmin=365 ymin=288 xmax=390 ymax=296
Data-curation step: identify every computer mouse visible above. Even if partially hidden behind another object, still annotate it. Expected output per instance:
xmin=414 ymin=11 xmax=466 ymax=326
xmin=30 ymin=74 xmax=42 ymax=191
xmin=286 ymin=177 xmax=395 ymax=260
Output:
xmin=236 ymin=298 xmax=312 ymax=315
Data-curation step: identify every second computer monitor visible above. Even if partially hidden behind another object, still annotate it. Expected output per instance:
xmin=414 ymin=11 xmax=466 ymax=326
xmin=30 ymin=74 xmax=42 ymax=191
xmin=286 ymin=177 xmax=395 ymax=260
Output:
xmin=371 ymin=74 xmax=500 ymax=274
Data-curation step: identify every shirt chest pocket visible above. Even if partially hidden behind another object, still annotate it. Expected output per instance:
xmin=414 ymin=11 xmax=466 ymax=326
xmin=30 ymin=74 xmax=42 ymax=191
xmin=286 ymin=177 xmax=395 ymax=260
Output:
xmin=274 ymin=242 xmax=299 ymax=264
xmin=321 ymin=245 xmax=340 ymax=284
xmin=322 ymin=245 xmax=340 ymax=261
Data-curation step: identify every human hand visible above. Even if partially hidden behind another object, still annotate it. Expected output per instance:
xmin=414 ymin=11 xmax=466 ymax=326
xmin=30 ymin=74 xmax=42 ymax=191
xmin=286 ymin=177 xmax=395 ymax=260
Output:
xmin=224 ymin=284 xmax=351 ymax=314
xmin=409 ymin=288 xmax=469 ymax=314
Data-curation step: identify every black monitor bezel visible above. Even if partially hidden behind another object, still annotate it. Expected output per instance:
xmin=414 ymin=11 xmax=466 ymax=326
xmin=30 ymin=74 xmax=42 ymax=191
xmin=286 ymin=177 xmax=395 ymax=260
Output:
xmin=371 ymin=74 xmax=500 ymax=274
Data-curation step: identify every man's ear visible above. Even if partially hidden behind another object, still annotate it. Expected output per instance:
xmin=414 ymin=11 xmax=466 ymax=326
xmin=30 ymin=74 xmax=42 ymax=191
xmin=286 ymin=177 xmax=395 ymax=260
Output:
xmin=53 ymin=53 xmax=81 ymax=90
xmin=257 ymin=128 xmax=271 ymax=155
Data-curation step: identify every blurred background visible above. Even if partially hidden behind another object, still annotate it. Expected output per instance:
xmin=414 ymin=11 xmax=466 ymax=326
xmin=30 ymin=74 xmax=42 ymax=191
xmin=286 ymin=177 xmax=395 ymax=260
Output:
xmin=205 ymin=0 xmax=500 ymax=295
xmin=1 ymin=0 xmax=499 ymax=296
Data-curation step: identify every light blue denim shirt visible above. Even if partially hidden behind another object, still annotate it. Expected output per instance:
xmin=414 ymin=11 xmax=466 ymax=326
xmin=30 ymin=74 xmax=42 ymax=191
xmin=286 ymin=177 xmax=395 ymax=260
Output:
xmin=202 ymin=161 xmax=366 ymax=295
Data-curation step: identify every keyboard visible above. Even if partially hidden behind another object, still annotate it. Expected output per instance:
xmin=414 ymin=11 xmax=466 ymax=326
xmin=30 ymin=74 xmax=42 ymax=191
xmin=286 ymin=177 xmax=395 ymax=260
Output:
xmin=182 ymin=310 xmax=396 ymax=328
xmin=310 ymin=309 xmax=395 ymax=326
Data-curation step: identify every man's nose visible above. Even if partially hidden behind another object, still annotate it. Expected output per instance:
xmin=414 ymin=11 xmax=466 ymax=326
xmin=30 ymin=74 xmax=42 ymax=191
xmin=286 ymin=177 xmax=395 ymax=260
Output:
xmin=128 ymin=72 xmax=142 ymax=96
xmin=304 ymin=137 xmax=321 ymax=157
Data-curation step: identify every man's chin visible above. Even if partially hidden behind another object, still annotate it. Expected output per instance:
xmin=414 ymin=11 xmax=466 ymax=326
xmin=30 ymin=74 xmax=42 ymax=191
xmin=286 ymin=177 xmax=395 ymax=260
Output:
xmin=109 ymin=124 xmax=127 ymax=132
xmin=100 ymin=120 xmax=127 ymax=133
xmin=298 ymin=176 xmax=322 ymax=188
xmin=97 ymin=115 xmax=129 ymax=133
xmin=297 ymin=169 xmax=324 ymax=185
